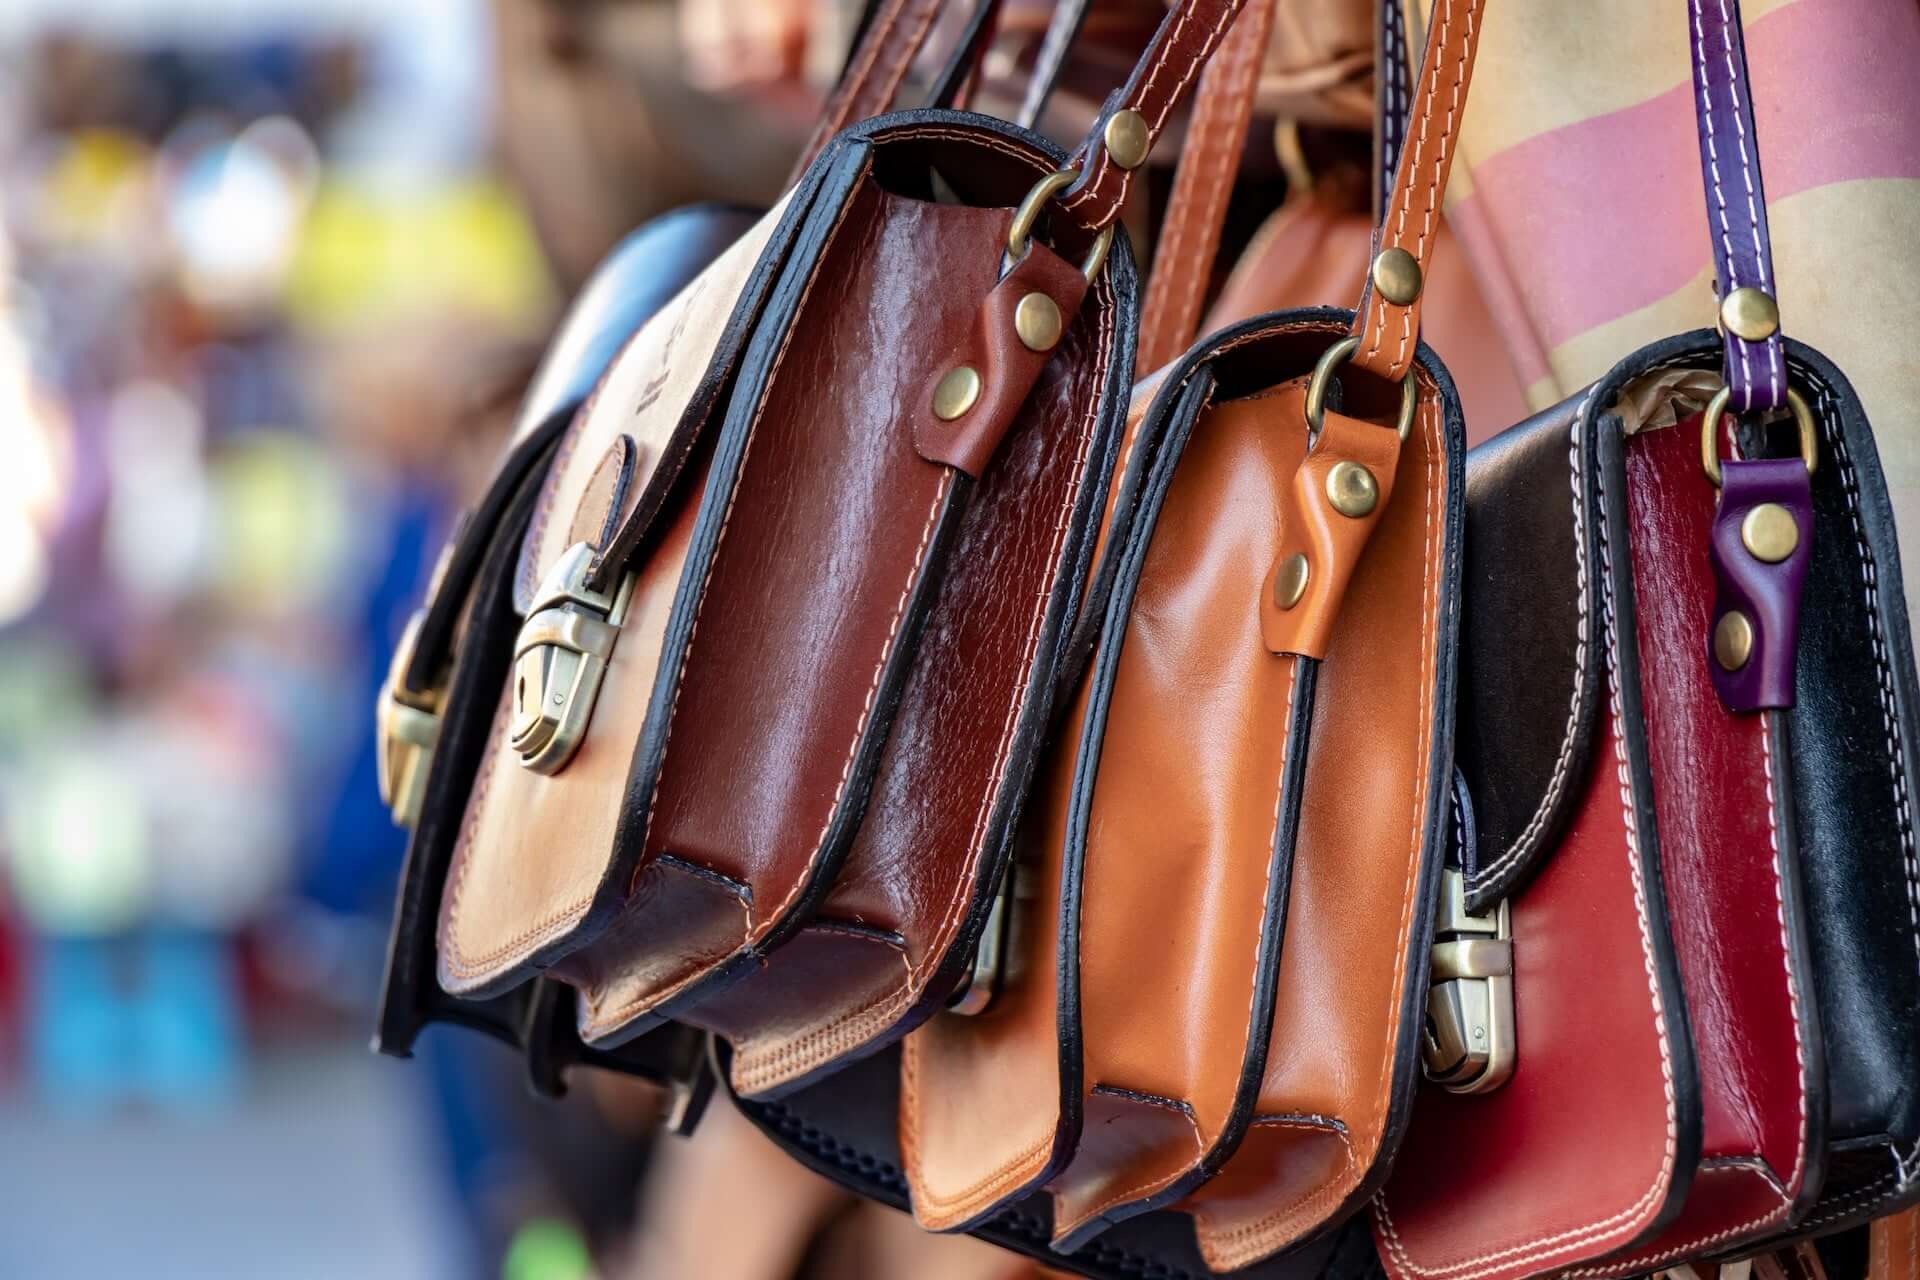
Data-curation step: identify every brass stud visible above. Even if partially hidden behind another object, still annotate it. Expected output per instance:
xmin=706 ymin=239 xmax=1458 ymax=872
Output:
xmin=1014 ymin=292 xmax=1064 ymax=352
xmin=1326 ymin=461 xmax=1380 ymax=518
xmin=1371 ymin=247 xmax=1423 ymax=306
xmin=1740 ymin=502 xmax=1800 ymax=563
xmin=1103 ymin=109 xmax=1150 ymax=170
xmin=933 ymin=366 xmax=982 ymax=420
xmin=1720 ymin=287 xmax=1780 ymax=342
xmin=1714 ymin=611 xmax=1755 ymax=671
xmin=1273 ymin=553 xmax=1310 ymax=610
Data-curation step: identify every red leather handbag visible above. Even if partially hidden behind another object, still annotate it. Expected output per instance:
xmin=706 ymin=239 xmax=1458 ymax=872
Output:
xmin=1376 ymin=2 xmax=1920 ymax=1275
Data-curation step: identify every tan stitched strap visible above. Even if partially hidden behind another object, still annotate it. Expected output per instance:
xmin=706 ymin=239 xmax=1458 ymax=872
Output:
xmin=1133 ymin=0 xmax=1276 ymax=374
xmin=789 ymin=0 xmax=949 ymax=182
xmin=1058 ymin=0 xmax=1252 ymax=232
xmin=1348 ymin=0 xmax=1484 ymax=383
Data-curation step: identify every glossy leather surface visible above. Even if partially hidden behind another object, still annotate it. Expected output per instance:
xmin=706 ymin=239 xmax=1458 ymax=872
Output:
xmin=1453 ymin=397 xmax=1602 ymax=910
xmin=1708 ymin=457 xmax=1812 ymax=712
xmin=1576 ymin=409 xmax=1822 ymax=1274
xmin=1180 ymin=325 xmax=1459 ymax=1267
xmin=1772 ymin=338 xmax=1920 ymax=1233
xmin=1376 ymin=390 xmax=1699 ymax=1280
xmin=902 ymin=311 xmax=1459 ymax=1267
xmin=689 ymin=137 xmax=1135 ymax=1094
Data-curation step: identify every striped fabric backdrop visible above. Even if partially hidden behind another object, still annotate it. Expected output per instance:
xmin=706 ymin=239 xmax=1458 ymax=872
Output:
xmin=1414 ymin=0 xmax=1920 ymax=632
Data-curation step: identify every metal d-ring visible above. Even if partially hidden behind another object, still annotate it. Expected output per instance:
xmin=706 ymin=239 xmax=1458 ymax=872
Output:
xmin=1304 ymin=335 xmax=1416 ymax=445
xmin=1006 ymin=166 xmax=1114 ymax=283
xmin=1700 ymin=385 xmax=1817 ymax=487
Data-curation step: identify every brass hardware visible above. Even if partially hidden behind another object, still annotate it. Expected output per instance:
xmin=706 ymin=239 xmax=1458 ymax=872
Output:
xmin=1714 ymin=610 xmax=1755 ymax=671
xmin=1273 ymin=553 xmax=1310 ymax=610
xmin=1304 ymin=334 xmax=1416 ymax=443
xmin=1423 ymin=869 xmax=1515 ymax=1094
xmin=1371 ymin=247 xmax=1423 ymax=306
xmin=933 ymin=366 xmax=983 ymax=420
xmin=376 ymin=610 xmax=442 ymax=829
xmin=1700 ymin=385 xmax=1816 ymax=486
xmin=1325 ymin=461 xmax=1379 ymax=518
xmin=1007 ymin=166 xmax=1116 ymax=283
xmin=1720 ymin=286 xmax=1780 ymax=341
xmin=1015 ymin=292 xmax=1064 ymax=352
xmin=1740 ymin=502 xmax=1800 ymax=563
xmin=1103 ymin=108 xmax=1150 ymax=170
xmin=949 ymin=863 xmax=1016 ymax=1016
xmin=510 ymin=542 xmax=635 ymax=775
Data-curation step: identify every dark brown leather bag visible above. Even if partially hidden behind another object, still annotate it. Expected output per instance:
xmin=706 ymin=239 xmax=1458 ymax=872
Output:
xmin=382 ymin=0 xmax=1268 ymax=1112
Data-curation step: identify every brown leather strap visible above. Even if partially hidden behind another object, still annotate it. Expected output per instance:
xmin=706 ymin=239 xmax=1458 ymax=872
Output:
xmin=1874 ymin=1208 xmax=1920 ymax=1280
xmin=789 ymin=0 xmax=950 ymax=182
xmin=1133 ymin=0 xmax=1276 ymax=374
xmin=1348 ymin=0 xmax=1484 ymax=383
xmin=1058 ymin=0 xmax=1252 ymax=232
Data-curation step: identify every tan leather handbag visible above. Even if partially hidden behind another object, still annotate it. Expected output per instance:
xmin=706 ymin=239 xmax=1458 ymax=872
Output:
xmin=852 ymin=0 xmax=1486 ymax=1270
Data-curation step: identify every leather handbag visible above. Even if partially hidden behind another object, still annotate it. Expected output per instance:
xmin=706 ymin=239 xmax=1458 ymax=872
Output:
xmin=1375 ymin=3 xmax=1920 ymax=1276
xmin=380 ymin=0 xmax=1278 ymax=1110
xmin=723 ymin=4 xmax=1483 ymax=1277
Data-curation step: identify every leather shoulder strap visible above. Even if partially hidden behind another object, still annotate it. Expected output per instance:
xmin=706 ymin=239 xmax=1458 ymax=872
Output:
xmin=1375 ymin=0 xmax=1414 ymax=219
xmin=1133 ymin=0 xmax=1277 ymax=374
xmin=790 ymin=0 xmax=998 ymax=181
xmin=1687 ymin=0 xmax=1786 ymax=414
xmin=1348 ymin=0 xmax=1484 ymax=384
xmin=1057 ymin=0 xmax=1253 ymax=232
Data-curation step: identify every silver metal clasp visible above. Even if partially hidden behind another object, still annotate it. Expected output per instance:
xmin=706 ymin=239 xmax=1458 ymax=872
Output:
xmin=1423 ymin=868 xmax=1515 ymax=1094
xmin=376 ymin=611 xmax=442 ymax=829
xmin=947 ymin=861 xmax=1021 ymax=1017
xmin=509 ymin=542 xmax=635 ymax=775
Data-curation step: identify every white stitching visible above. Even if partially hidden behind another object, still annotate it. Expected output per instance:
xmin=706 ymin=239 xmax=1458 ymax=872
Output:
xmin=1377 ymin=393 xmax=1680 ymax=1280
xmin=1709 ymin=0 xmax=1784 ymax=406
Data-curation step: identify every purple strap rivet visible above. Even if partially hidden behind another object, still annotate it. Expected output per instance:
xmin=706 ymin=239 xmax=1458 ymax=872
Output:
xmin=1707 ymin=458 xmax=1812 ymax=711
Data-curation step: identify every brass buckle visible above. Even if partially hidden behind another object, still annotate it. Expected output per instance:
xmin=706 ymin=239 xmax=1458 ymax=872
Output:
xmin=1304 ymin=334 xmax=1417 ymax=444
xmin=1700 ymin=384 xmax=1816 ymax=486
xmin=1422 ymin=869 xmax=1515 ymax=1094
xmin=509 ymin=542 xmax=634 ymax=775
xmin=376 ymin=611 xmax=442 ymax=829
xmin=947 ymin=862 xmax=1018 ymax=1016
xmin=1006 ymin=166 xmax=1115 ymax=284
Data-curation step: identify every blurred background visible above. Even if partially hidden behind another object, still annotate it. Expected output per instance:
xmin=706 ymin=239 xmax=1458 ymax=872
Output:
xmin=0 ymin=1 xmax=989 ymax=1276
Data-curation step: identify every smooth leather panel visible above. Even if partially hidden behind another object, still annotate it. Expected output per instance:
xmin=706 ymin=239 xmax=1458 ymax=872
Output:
xmin=1578 ymin=411 xmax=1820 ymax=1272
xmin=571 ymin=175 xmax=1000 ymax=1034
xmin=1182 ymin=354 xmax=1452 ymax=1268
xmin=902 ymin=380 xmax=1170 ymax=1235
xmin=1454 ymin=395 xmax=1602 ymax=910
xmin=1044 ymin=380 xmax=1315 ymax=1245
xmin=1376 ymin=405 xmax=1694 ymax=1280
xmin=718 ymin=229 xmax=1128 ymax=1096
xmin=1776 ymin=341 xmax=1920 ymax=1232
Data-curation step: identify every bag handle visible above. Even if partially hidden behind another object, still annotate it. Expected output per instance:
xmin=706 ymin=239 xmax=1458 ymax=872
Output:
xmin=1686 ymin=0 xmax=1789 ymax=418
xmin=1134 ymin=0 xmax=1278 ymax=373
xmin=789 ymin=0 xmax=1004 ymax=182
xmin=1343 ymin=0 xmax=1484 ymax=387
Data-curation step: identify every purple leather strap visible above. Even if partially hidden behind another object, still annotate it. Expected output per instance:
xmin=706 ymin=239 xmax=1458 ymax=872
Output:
xmin=1709 ymin=458 xmax=1811 ymax=711
xmin=1688 ymin=0 xmax=1787 ymax=414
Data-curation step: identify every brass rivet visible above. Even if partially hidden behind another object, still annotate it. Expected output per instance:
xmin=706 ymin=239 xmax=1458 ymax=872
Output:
xmin=1371 ymin=247 xmax=1423 ymax=306
xmin=932 ymin=366 xmax=981 ymax=421
xmin=1014 ymin=292 xmax=1063 ymax=352
xmin=1720 ymin=286 xmax=1780 ymax=342
xmin=1273 ymin=553 xmax=1310 ymax=610
xmin=1714 ymin=611 xmax=1755 ymax=671
xmin=1325 ymin=461 xmax=1379 ymax=518
xmin=1103 ymin=109 xmax=1150 ymax=170
xmin=1740 ymin=502 xmax=1800 ymax=563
